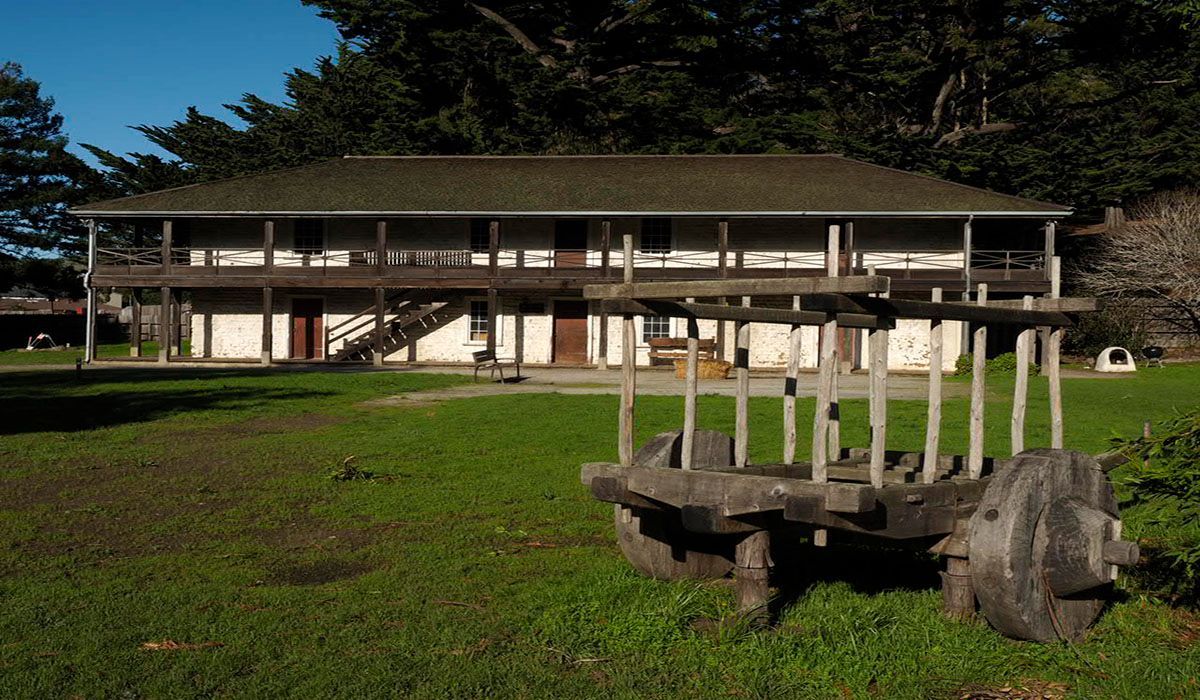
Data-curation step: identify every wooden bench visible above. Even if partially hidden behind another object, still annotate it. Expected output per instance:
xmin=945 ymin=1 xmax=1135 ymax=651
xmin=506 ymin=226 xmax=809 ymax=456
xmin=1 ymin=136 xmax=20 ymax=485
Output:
xmin=472 ymin=350 xmax=520 ymax=382
xmin=648 ymin=337 xmax=716 ymax=365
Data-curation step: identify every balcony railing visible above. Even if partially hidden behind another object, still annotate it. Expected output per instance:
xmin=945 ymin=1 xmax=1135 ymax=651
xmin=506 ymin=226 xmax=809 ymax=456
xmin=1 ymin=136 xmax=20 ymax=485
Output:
xmin=92 ymin=247 xmax=1047 ymax=280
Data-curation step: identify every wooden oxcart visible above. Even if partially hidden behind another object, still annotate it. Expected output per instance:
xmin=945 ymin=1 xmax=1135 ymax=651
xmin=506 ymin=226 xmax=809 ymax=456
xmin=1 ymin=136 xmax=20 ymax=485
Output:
xmin=579 ymin=242 xmax=1138 ymax=642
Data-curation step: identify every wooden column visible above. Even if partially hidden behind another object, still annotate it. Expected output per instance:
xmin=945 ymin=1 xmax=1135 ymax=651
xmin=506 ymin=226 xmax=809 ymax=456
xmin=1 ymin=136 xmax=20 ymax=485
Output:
xmin=682 ymin=297 xmax=700 ymax=470
xmin=514 ymin=302 xmax=525 ymax=364
xmin=734 ymin=296 xmax=751 ymax=468
xmin=782 ymin=295 xmax=802 ymax=464
xmin=715 ymin=220 xmax=729 ymax=359
xmin=172 ymin=291 xmax=183 ymax=356
xmin=1011 ymin=295 xmax=1034 ymax=454
xmin=486 ymin=287 xmax=498 ymax=355
xmin=922 ymin=287 xmax=944 ymax=484
xmin=488 ymin=220 xmax=500 ymax=276
xmin=597 ymin=220 xmax=611 ymax=370
xmin=129 ymin=288 xmax=142 ymax=357
xmin=843 ymin=220 xmax=855 ymax=276
xmin=261 ymin=287 xmax=273 ymax=365
xmin=968 ymin=283 xmax=988 ymax=478
xmin=942 ymin=556 xmax=975 ymax=620
xmin=619 ymin=234 xmax=637 ymax=467
xmin=263 ymin=220 xmax=275 ymax=272
xmin=960 ymin=218 xmax=973 ymax=352
xmin=868 ymin=278 xmax=889 ymax=489
xmin=158 ymin=286 xmax=171 ymax=364
xmin=376 ymin=220 xmax=388 ymax=274
xmin=84 ymin=219 xmax=98 ymax=364
xmin=160 ymin=219 xmax=173 ymax=275
xmin=373 ymin=286 xmax=386 ymax=367
xmin=1043 ymin=220 xmax=1056 ymax=280
xmin=1048 ymin=256 xmax=1064 ymax=448
xmin=812 ymin=313 xmax=837 ymax=483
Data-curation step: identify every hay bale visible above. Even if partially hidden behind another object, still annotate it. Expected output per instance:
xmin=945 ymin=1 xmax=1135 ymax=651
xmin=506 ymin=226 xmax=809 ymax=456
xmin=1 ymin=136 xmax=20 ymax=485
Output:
xmin=674 ymin=358 xmax=733 ymax=380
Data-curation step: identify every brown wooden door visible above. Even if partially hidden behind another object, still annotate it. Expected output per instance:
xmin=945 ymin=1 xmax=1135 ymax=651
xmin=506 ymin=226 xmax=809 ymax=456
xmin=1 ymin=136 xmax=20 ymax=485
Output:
xmin=554 ymin=220 xmax=588 ymax=268
xmin=553 ymin=300 xmax=589 ymax=364
xmin=291 ymin=298 xmax=324 ymax=359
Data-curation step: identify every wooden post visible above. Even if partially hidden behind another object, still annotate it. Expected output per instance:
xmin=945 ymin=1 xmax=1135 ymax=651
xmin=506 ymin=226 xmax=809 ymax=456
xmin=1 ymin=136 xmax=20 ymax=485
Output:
xmin=968 ymin=283 xmax=988 ymax=478
xmin=376 ymin=219 xmax=387 ymax=275
xmin=159 ymin=286 xmax=171 ymax=364
xmin=488 ymin=220 xmax=500 ymax=276
xmin=373 ymin=286 xmax=386 ymax=367
xmin=922 ymin=288 xmax=944 ymax=484
xmin=261 ymin=287 xmax=273 ymax=365
xmin=130 ymin=288 xmax=142 ymax=357
xmin=172 ymin=291 xmax=183 ymax=357
xmin=161 ymin=219 xmax=173 ymax=274
xmin=486 ymin=288 xmax=498 ymax=355
xmin=1011 ymin=295 xmax=1034 ymax=454
xmin=84 ymin=219 xmax=98 ymax=364
xmin=1043 ymin=220 xmax=1056 ymax=280
xmin=263 ymin=220 xmax=275 ymax=273
xmin=961 ymin=218 xmax=973 ymax=351
xmin=597 ymin=220 xmax=611 ymax=370
xmin=619 ymin=233 xmax=636 ymax=467
xmin=735 ymin=295 xmax=751 ymax=468
xmin=715 ymin=220 xmax=729 ymax=359
xmin=734 ymin=530 xmax=772 ymax=617
xmin=942 ymin=556 xmax=975 ymax=620
xmin=514 ymin=302 xmax=525 ymax=364
xmin=783 ymin=296 xmax=802 ymax=464
xmin=812 ymin=314 xmax=837 ymax=483
xmin=868 ymin=276 xmax=888 ymax=489
xmin=1048 ymin=256 xmax=1064 ymax=448
xmin=826 ymin=222 xmax=841 ymax=458
xmin=682 ymin=297 xmax=699 ymax=470
xmin=843 ymin=221 xmax=855 ymax=276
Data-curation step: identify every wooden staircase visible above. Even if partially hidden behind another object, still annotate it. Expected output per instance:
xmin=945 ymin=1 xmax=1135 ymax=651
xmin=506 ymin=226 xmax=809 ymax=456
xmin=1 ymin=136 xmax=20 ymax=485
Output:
xmin=329 ymin=289 xmax=453 ymax=362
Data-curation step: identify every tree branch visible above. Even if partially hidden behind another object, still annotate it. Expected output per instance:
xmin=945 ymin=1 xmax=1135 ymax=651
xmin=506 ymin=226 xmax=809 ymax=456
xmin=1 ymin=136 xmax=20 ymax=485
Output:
xmin=591 ymin=60 xmax=688 ymax=84
xmin=466 ymin=2 xmax=558 ymax=69
xmin=934 ymin=122 xmax=1019 ymax=147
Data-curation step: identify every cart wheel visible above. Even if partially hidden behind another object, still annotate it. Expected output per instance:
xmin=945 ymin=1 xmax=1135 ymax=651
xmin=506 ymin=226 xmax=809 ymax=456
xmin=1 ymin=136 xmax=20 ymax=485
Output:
xmin=969 ymin=449 xmax=1139 ymax=641
xmin=614 ymin=430 xmax=736 ymax=581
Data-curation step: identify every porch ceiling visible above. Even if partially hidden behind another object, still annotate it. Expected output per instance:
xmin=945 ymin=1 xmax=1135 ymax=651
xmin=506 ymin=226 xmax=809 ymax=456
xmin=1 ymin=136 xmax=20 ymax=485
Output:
xmin=72 ymin=154 xmax=1070 ymax=218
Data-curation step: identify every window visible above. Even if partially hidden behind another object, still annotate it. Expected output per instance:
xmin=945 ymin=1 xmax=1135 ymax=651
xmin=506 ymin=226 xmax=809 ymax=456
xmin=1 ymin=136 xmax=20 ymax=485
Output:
xmin=639 ymin=218 xmax=672 ymax=254
xmin=469 ymin=219 xmax=493 ymax=253
xmin=642 ymin=315 xmax=670 ymax=343
xmin=293 ymin=219 xmax=325 ymax=255
xmin=469 ymin=300 xmax=490 ymax=342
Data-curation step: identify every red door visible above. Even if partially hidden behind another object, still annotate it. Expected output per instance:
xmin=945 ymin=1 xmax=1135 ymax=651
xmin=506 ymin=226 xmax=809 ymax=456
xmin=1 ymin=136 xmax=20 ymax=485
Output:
xmin=291 ymin=298 xmax=324 ymax=359
xmin=553 ymin=300 xmax=589 ymax=364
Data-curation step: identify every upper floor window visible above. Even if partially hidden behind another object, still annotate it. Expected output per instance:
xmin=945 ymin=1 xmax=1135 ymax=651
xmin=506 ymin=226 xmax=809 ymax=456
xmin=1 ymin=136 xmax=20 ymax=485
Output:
xmin=469 ymin=219 xmax=494 ymax=253
xmin=293 ymin=219 xmax=325 ymax=255
xmin=639 ymin=218 xmax=672 ymax=254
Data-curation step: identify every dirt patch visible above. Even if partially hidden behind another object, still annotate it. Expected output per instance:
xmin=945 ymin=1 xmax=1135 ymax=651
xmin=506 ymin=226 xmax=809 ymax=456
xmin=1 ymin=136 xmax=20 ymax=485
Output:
xmin=955 ymin=680 xmax=1069 ymax=700
xmin=267 ymin=558 xmax=375 ymax=586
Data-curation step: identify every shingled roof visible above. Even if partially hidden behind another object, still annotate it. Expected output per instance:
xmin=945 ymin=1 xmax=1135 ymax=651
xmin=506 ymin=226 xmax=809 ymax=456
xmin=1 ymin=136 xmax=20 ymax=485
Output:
xmin=72 ymin=155 xmax=1070 ymax=217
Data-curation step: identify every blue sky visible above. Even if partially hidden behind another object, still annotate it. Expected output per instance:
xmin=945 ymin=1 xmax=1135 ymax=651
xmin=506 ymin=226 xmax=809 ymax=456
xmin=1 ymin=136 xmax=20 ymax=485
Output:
xmin=2 ymin=1 xmax=339 ymax=165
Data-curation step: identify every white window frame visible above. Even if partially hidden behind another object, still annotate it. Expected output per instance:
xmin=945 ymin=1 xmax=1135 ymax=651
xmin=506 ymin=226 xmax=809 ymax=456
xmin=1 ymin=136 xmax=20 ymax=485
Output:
xmin=466 ymin=297 xmax=502 ymax=346
xmin=640 ymin=314 xmax=673 ymax=344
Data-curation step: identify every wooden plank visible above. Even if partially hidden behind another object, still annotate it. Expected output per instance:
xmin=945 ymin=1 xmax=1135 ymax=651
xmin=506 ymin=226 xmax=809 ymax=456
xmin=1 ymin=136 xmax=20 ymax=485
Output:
xmin=618 ymin=233 xmax=636 ymax=467
xmin=783 ymin=296 xmax=802 ymax=464
xmin=373 ymin=286 xmax=386 ymax=367
xmin=792 ymin=294 xmax=1074 ymax=327
xmin=261 ymin=287 xmax=273 ymax=365
xmin=968 ymin=283 xmax=988 ymax=478
xmin=812 ymin=313 xmax=837 ymax=483
xmin=582 ymin=275 xmax=890 ymax=300
xmin=582 ymin=462 xmax=876 ymax=515
xmin=950 ymin=297 xmax=1099 ymax=313
xmin=602 ymin=298 xmax=893 ymax=330
xmin=1011 ymin=295 xmax=1033 ymax=454
xmin=922 ymin=288 xmax=943 ymax=484
xmin=735 ymin=296 xmax=751 ymax=468
xmin=682 ymin=297 xmax=699 ymax=470
xmin=1048 ymin=257 xmax=1064 ymax=448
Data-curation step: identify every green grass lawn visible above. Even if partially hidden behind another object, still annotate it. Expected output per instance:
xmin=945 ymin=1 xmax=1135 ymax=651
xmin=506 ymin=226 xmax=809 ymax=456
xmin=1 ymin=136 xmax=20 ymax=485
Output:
xmin=0 ymin=341 xmax=191 ymax=365
xmin=1 ymin=365 xmax=1197 ymax=698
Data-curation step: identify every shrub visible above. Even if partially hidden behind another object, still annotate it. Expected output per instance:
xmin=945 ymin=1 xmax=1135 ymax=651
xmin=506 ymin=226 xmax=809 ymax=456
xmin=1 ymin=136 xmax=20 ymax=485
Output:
xmin=1063 ymin=304 xmax=1149 ymax=360
xmin=953 ymin=352 xmax=1037 ymax=376
xmin=1113 ymin=411 xmax=1200 ymax=597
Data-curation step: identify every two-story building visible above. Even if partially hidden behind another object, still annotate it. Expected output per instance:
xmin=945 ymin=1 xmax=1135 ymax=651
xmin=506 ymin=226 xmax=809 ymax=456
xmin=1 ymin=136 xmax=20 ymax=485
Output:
xmin=73 ymin=155 xmax=1068 ymax=371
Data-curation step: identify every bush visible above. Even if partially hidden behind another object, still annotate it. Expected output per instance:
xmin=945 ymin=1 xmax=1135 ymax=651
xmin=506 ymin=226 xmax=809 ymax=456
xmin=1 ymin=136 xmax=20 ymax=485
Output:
xmin=1114 ymin=411 xmax=1200 ymax=596
xmin=953 ymin=352 xmax=1037 ymax=376
xmin=1063 ymin=304 xmax=1149 ymax=360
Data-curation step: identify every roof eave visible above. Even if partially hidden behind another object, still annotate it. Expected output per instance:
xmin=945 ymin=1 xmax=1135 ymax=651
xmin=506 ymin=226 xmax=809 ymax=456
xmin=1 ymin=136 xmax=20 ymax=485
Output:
xmin=69 ymin=209 xmax=1072 ymax=219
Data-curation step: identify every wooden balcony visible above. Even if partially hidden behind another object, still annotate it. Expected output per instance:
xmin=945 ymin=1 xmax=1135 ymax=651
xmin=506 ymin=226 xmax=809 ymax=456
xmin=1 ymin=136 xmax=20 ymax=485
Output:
xmin=90 ymin=246 xmax=1050 ymax=293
